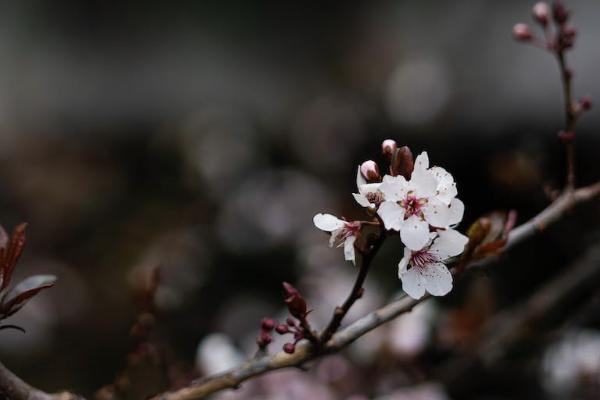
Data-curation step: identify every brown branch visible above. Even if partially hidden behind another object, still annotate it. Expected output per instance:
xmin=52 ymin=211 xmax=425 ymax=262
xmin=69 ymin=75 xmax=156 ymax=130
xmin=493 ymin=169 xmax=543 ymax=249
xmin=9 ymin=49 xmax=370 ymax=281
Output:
xmin=0 ymin=361 xmax=80 ymax=400
xmin=150 ymin=181 xmax=600 ymax=400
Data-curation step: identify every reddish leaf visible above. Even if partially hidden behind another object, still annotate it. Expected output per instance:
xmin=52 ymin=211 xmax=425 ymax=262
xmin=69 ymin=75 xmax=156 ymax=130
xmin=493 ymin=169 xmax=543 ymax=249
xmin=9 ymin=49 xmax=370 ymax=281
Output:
xmin=0 ymin=223 xmax=28 ymax=292
xmin=1 ymin=274 xmax=56 ymax=318
xmin=0 ymin=225 xmax=8 ymax=249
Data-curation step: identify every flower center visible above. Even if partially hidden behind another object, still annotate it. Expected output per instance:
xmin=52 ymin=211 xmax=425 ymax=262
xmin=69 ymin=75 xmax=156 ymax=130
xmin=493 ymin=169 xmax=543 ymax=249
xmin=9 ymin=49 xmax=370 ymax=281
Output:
xmin=365 ymin=191 xmax=384 ymax=206
xmin=342 ymin=221 xmax=361 ymax=239
xmin=400 ymin=194 xmax=427 ymax=219
xmin=410 ymin=249 xmax=438 ymax=268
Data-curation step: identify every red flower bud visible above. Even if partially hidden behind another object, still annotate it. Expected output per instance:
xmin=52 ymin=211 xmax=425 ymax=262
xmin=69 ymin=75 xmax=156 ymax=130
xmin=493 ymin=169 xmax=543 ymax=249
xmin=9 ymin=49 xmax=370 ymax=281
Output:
xmin=282 ymin=282 xmax=307 ymax=319
xmin=275 ymin=324 xmax=289 ymax=334
xmin=283 ymin=343 xmax=296 ymax=354
xmin=381 ymin=139 xmax=397 ymax=158
xmin=558 ymin=130 xmax=575 ymax=143
xmin=552 ymin=1 xmax=569 ymax=24
xmin=390 ymin=146 xmax=414 ymax=179
xmin=360 ymin=160 xmax=381 ymax=182
xmin=286 ymin=317 xmax=296 ymax=326
xmin=532 ymin=2 xmax=550 ymax=26
xmin=580 ymin=96 xmax=592 ymax=111
xmin=261 ymin=318 xmax=276 ymax=331
xmin=513 ymin=23 xmax=533 ymax=41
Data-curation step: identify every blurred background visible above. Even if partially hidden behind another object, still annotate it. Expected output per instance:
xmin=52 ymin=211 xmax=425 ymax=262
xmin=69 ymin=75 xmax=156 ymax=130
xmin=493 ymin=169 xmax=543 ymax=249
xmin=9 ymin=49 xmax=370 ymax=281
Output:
xmin=0 ymin=1 xmax=599 ymax=399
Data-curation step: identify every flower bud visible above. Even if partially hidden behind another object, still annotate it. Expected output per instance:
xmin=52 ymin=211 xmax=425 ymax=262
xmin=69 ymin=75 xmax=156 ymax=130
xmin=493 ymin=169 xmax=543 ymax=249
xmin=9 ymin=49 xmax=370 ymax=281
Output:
xmin=580 ymin=96 xmax=592 ymax=111
xmin=282 ymin=282 xmax=307 ymax=319
xmin=513 ymin=23 xmax=533 ymax=41
xmin=381 ymin=139 xmax=397 ymax=158
xmin=390 ymin=146 xmax=414 ymax=179
xmin=286 ymin=317 xmax=296 ymax=326
xmin=283 ymin=343 xmax=296 ymax=354
xmin=532 ymin=2 xmax=550 ymax=25
xmin=558 ymin=130 xmax=575 ymax=143
xmin=261 ymin=318 xmax=276 ymax=331
xmin=257 ymin=331 xmax=273 ymax=348
xmin=552 ymin=1 xmax=568 ymax=24
xmin=275 ymin=324 xmax=289 ymax=334
xmin=360 ymin=160 xmax=381 ymax=182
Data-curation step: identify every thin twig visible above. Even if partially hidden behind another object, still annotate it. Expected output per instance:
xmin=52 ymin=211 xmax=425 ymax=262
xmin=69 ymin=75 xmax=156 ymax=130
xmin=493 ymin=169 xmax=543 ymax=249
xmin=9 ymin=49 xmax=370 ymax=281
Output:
xmin=556 ymin=50 xmax=577 ymax=189
xmin=319 ymin=228 xmax=386 ymax=345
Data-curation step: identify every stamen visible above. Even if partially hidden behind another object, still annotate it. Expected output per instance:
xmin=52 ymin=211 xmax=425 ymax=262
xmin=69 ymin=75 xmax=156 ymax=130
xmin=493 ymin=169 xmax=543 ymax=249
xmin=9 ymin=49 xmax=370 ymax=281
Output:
xmin=410 ymin=250 xmax=438 ymax=268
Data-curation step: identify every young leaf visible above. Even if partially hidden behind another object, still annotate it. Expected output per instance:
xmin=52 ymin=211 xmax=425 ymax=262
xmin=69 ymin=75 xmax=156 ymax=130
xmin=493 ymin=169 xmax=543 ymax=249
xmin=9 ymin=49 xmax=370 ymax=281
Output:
xmin=1 ymin=274 xmax=57 ymax=318
xmin=0 ymin=223 xmax=28 ymax=292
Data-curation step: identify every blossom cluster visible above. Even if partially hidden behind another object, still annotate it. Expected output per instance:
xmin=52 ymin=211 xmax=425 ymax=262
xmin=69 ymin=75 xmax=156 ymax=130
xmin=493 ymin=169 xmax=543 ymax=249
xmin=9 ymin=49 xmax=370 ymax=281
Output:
xmin=314 ymin=141 xmax=468 ymax=299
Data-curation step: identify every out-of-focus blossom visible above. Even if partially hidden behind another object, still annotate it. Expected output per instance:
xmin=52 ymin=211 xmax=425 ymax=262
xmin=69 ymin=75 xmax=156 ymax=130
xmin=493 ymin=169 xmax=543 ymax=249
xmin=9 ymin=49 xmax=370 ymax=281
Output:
xmin=195 ymin=333 xmax=244 ymax=376
xmin=542 ymin=330 xmax=600 ymax=397
xmin=387 ymin=302 xmax=437 ymax=357
xmin=217 ymin=169 xmax=331 ymax=253
xmin=313 ymin=213 xmax=361 ymax=264
xmin=398 ymin=229 xmax=468 ymax=299
xmin=385 ymin=58 xmax=451 ymax=126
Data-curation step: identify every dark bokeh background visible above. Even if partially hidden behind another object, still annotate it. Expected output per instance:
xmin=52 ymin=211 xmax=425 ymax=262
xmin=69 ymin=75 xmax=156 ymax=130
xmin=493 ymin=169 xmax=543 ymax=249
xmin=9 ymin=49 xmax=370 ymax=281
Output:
xmin=0 ymin=1 xmax=599 ymax=399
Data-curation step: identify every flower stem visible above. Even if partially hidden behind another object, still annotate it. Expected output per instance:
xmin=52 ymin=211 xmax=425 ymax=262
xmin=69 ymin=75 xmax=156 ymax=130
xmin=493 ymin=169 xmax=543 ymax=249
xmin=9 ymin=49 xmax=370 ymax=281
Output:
xmin=319 ymin=229 xmax=386 ymax=345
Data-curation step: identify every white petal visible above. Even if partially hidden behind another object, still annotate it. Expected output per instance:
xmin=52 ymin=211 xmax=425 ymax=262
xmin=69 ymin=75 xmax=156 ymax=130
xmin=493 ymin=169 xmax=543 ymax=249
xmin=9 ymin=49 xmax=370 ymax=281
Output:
xmin=344 ymin=236 xmax=356 ymax=265
xmin=448 ymin=198 xmax=464 ymax=226
xmin=329 ymin=228 xmax=344 ymax=247
xmin=353 ymin=193 xmax=372 ymax=207
xmin=378 ymin=175 xmax=408 ymax=202
xmin=399 ymin=266 xmax=426 ymax=300
xmin=430 ymin=166 xmax=457 ymax=205
xmin=413 ymin=152 xmax=430 ymax=171
xmin=356 ymin=166 xmax=366 ymax=187
xmin=398 ymin=247 xmax=412 ymax=274
xmin=430 ymin=228 xmax=468 ymax=260
xmin=422 ymin=262 xmax=453 ymax=296
xmin=412 ymin=173 xmax=437 ymax=199
xmin=313 ymin=213 xmax=345 ymax=232
xmin=377 ymin=201 xmax=405 ymax=231
xmin=400 ymin=215 xmax=430 ymax=251
xmin=359 ymin=182 xmax=381 ymax=195
xmin=422 ymin=198 xmax=452 ymax=228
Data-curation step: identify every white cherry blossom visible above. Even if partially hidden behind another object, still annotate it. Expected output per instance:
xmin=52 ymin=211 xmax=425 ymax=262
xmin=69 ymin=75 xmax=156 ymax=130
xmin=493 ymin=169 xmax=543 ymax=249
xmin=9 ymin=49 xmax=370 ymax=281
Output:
xmin=313 ymin=213 xmax=361 ymax=265
xmin=398 ymin=229 xmax=468 ymax=299
xmin=352 ymin=166 xmax=384 ymax=209
xmin=377 ymin=152 xmax=464 ymax=250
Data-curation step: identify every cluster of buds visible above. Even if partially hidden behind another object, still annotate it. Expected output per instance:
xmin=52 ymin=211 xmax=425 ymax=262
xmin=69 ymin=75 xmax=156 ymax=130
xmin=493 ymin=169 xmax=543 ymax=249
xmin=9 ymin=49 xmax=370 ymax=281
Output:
xmin=256 ymin=282 xmax=315 ymax=354
xmin=513 ymin=1 xmax=578 ymax=51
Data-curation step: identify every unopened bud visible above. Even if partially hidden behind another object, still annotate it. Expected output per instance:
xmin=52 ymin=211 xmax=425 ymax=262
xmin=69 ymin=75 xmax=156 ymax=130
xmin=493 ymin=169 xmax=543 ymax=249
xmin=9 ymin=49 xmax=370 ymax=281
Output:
xmin=561 ymin=25 xmax=577 ymax=48
xmin=532 ymin=2 xmax=550 ymax=25
xmin=360 ymin=160 xmax=381 ymax=182
xmin=558 ymin=130 xmax=575 ymax=143
xmin=261 ymin=318 xmax=276 ymax=331
xmin=283 ymin=343 xmax=296 ymax=354
xmin=381 ymin=139 xmax=397 ymax=158
xmin=282 ymin=282 xmax=307 ymax=319
xmin=552 ymin=1 xmax=569 ymax=24
xmin=286 ymin=317 xmax=296 ymax=326
xmin=275 ymin=324 xmax=289 ymax=334
xmin=256 ymin=331 xmax=273 ymax=348
xmin=580 ymin=96 xmax=592 ymax=111
xmin=390 ymin=146 xmax=414 ymax=179
xmin=513 ymin=23 xmax=533 ymax=41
